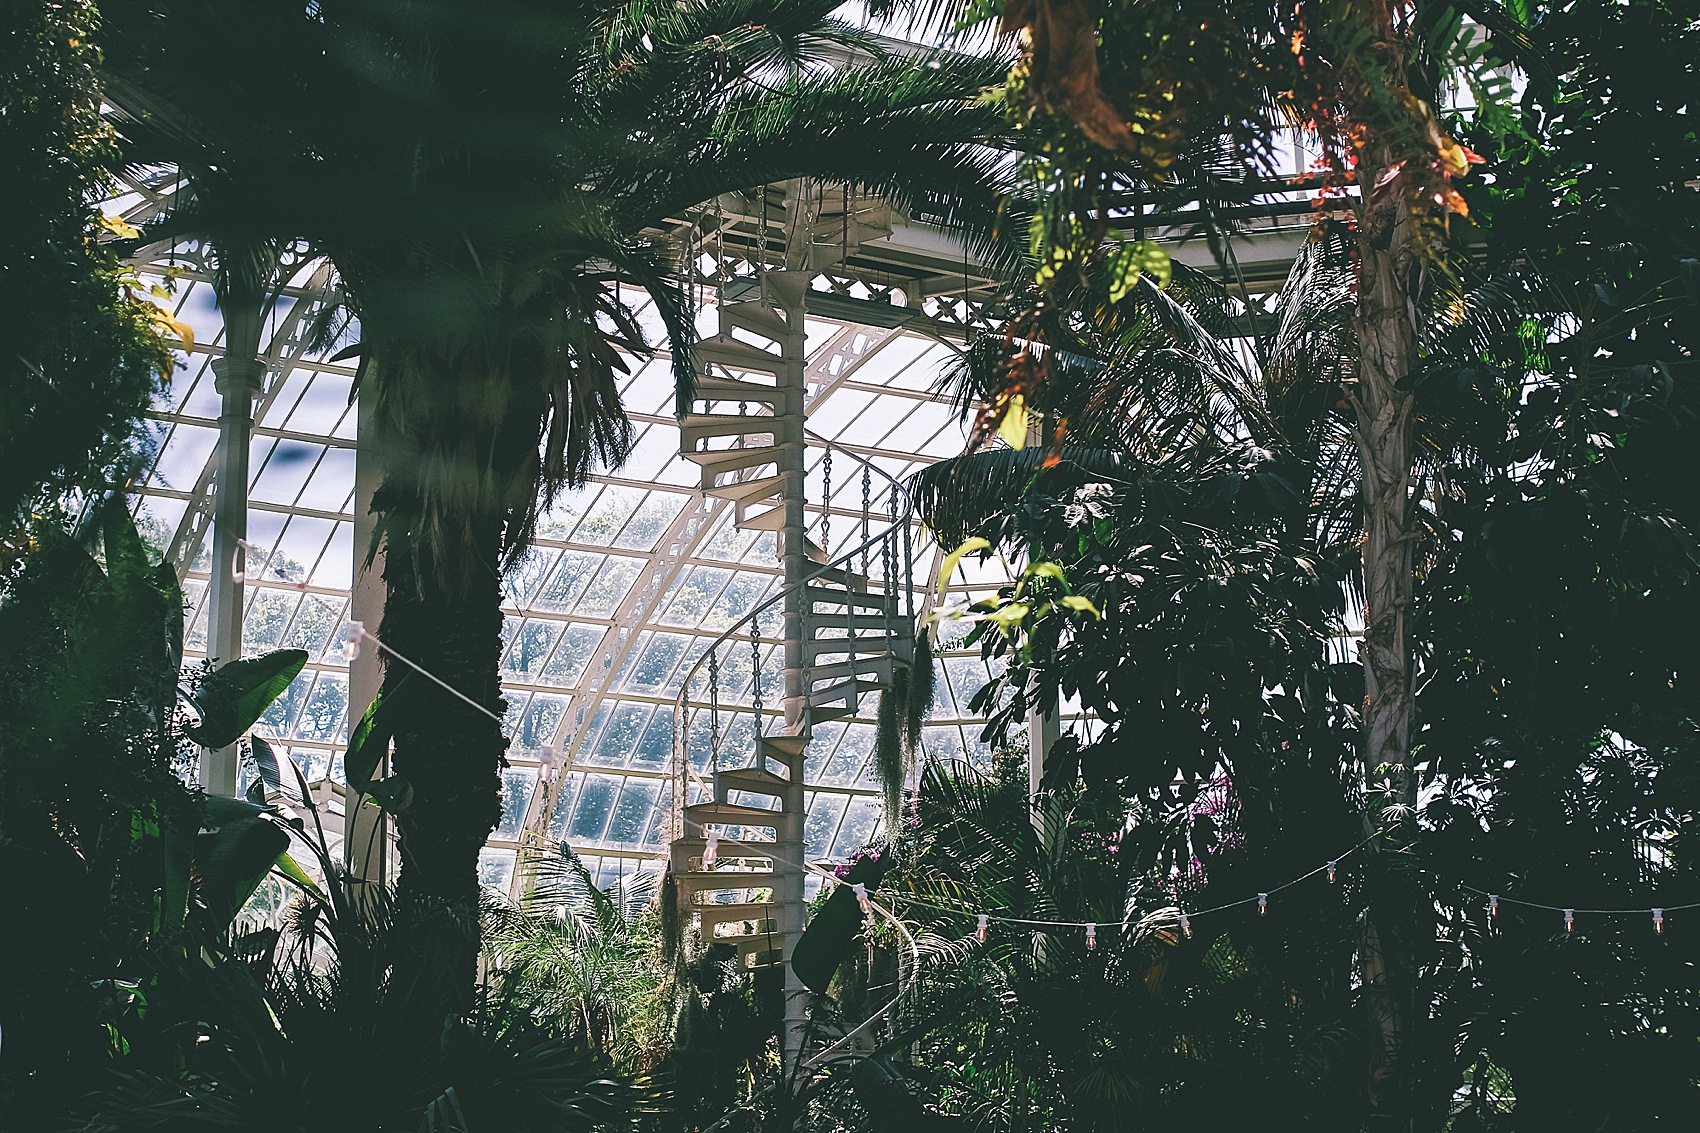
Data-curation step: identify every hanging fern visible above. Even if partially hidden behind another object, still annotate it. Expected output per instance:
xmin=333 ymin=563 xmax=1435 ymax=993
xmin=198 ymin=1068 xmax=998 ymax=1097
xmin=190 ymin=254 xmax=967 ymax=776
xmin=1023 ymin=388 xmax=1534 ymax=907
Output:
xmin=874 ymin=630 xmax=937 ymax=831
xmin=875 ymin=670 xmax=906 ymax=829
xmin=902 ymin=629 xmax=935 ymax=755
xmin=660 ymin=867 xmax=682 ymax=966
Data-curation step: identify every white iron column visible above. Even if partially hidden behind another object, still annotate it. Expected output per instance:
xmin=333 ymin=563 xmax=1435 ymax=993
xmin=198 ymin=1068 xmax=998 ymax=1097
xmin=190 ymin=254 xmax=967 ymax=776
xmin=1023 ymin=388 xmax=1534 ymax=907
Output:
xmin=1025 ymin=409 xmax=1061 ymax=834
xmin=768 ymin=268 xmax=813 ymax=1075
xmin=1028 ymin=705 xmax=1060 ymax=829
xmin=345 ymin=386 xmax=388 ymax=887
xmin=202 ymin=349 xmax=265 ymax=796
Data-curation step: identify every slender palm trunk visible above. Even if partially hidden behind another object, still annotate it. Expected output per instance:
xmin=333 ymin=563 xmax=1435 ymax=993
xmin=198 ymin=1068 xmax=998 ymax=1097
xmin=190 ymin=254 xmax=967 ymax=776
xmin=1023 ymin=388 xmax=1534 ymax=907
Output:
xmin=1352 ymin=129 xmax=1425 ymax=1128
xmin=1352 ymin=176 xmax=1419 ymax=814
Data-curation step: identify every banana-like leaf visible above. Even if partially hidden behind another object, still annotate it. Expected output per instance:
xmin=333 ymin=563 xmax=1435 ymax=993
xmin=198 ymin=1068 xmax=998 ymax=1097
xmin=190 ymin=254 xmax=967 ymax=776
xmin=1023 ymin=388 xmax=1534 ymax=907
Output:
xmin=345 ymin=673 xmax=416 ymax=796
xmin=187 ymin=649 xmax=308 ymax=749
xmin=156 ymin=560 xmax=185 ymax=675
xmin=197 ymin=795 xmax=291 ymax=934
xmin=101 ymin=501 xmax=150 ymax=579
xmin=159 ymin=814 xmax=195 ymax=936
xmin=791 ymin=885 xmax=865 ymax=995
xmin=273 ymin=851 xmax=326 ymax=901
xmin=246 ymin=733 xmax=284 ymax=804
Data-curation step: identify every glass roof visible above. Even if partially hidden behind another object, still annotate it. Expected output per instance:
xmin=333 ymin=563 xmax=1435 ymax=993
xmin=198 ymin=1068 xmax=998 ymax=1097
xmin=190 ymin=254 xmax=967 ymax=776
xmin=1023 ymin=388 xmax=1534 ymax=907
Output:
xmin=108 ymin=114 xmax=1321 ymax=892
xmin=124 ymin=235 xmax=1022 ymax=893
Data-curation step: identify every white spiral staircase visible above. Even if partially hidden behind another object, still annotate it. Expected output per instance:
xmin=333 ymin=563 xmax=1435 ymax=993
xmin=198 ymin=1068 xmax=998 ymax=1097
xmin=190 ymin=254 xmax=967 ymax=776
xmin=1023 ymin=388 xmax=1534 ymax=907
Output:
xmin=666 ymin=181 xmax=920 ymax=1070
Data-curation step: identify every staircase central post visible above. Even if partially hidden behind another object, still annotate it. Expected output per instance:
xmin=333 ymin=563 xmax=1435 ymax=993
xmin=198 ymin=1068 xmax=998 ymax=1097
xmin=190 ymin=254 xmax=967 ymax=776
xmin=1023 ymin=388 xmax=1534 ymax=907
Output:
xmin=768 ymin=268 xmax=813 ymax=1076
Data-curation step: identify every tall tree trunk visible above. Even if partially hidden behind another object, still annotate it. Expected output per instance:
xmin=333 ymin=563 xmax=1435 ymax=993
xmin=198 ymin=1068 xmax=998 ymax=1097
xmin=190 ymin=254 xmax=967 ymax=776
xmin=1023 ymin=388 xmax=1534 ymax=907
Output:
xmin=378 ymin=519 xmax=508 ymax=997
xmin=1352 ymin=130 xmax=1425 ymax=1129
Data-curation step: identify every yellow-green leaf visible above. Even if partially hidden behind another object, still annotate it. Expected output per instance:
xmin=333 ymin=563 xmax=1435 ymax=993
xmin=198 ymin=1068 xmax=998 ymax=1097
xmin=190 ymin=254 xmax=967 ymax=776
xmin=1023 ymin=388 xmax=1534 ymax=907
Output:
xmin=1015 ymin=560 xmax=1066 ymax=598
xmin=1059 ymin=595 xmax=1102 ymax=618
xmin=997 ymin=394 xmax=1028 ymax=450
xmin=1107 ymin=240 xmax=1172 ymax=302
xmin=273 ymin=852 xmax=326 ymax=901
xmin=1026 ymin=561 xmax=1067 ymax=586
xmin=98 ymin=214 xmax=142 ymax=239
xmin=147 ymin=305 xmax=195 ymax=353
xmin=937 ymin=536 xmax=991 ymax=598
xmin=988 ymin=601 xmax=1029 ymax=636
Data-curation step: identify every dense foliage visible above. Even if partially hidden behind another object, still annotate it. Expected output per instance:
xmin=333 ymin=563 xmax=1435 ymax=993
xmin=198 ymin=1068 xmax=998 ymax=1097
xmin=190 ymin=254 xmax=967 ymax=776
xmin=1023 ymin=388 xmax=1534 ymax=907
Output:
xmin=894 ymin=0 xmax=1700 ymax=1126
xmin=0 ymin=0 xmax=176 ymax=533
xmin=99 ymin=0 xmax=1014 ymax=968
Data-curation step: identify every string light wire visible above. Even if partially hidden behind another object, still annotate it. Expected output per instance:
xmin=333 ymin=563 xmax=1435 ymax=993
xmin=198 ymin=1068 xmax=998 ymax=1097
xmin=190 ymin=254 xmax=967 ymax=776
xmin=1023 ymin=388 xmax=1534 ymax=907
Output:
xmin=1454 ymin=885 xmax=1700 ymax=917
xmin=326 ymin=617 xmax=1697 ymax=937
xmin=342 ymin=622 xmax=506 ymax=728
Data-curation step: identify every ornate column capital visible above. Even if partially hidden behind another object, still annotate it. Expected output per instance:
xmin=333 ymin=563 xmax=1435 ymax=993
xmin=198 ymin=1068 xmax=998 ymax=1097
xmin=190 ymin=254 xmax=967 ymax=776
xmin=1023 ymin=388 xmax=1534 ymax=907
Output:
xmin=211 ymin=356 xmax=266 ymax=397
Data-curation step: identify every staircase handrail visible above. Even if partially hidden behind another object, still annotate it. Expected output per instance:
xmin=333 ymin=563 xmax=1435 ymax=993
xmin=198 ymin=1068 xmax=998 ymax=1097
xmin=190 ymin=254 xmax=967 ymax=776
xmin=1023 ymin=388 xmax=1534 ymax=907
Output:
xmin=668 ymin=428 xmax=916 ymax=836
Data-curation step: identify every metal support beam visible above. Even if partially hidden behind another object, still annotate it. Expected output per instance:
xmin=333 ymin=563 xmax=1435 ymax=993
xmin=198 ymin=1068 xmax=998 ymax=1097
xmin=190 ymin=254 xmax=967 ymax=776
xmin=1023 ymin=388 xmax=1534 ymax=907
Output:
xmin=201 ymin=346 xmax=264 ymax=797
xmin=345 ymin=386 xmax=389 ymax=888
xmin=767 ymin=268 xmax=814 ymax=1076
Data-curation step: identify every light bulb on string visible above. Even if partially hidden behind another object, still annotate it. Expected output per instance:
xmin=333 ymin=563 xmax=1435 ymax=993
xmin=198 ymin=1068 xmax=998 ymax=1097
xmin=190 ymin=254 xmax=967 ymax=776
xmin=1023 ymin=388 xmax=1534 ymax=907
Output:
xmin=1179 ymin=912 xmax=1192 ymax=939
xmin=1488 ymin=894 xmax=1498 ymax=918
xmin=1258 ymin=893 xmax=1268 ymax=916
xmin=231 ymin=537 xmax=263 ymax=585
xmin=1563 ymin=909 xmax=1574 ymax=934
xmin=538 ymin=745 xmax=555 ymax=781
xmin=853 ymin=882 xmax=871 ymax=916
xmin=341 ymin=621 xmax=364 ymax=661
xmin=1327 ymin=861 xmax=1337 ymax=883
xmin=703 ymin=828 xmax=718 ymax=869
xmin=1085 ymin=922 xmax=1097 ymax=950
xmin=976 ymin=914 xmax=988 ymax=944
xmin=1653 ymin=908 xmax=1664 ymax=935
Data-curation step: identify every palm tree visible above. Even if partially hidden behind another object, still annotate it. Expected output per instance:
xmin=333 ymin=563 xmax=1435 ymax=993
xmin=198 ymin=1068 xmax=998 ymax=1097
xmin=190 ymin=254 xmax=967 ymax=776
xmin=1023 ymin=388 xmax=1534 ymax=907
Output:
xmin=843 ymin=758 xmax=1368 ymax=1131
xmin=104 ymin=0 xmax=1015 ymax=982
xmin=487 ymin=846 xmax=669 ymax=1070
xmin=916 ymin=236 xmax=1368 ymax=563
xmin=912 ymin=234 xmax=1532 ymax=1123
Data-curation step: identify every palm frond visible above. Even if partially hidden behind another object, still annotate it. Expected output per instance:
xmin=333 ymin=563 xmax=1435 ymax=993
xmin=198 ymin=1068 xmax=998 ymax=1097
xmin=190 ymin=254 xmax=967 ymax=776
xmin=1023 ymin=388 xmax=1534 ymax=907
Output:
xmin=910 ymin=447 xmax=1132 ymax=547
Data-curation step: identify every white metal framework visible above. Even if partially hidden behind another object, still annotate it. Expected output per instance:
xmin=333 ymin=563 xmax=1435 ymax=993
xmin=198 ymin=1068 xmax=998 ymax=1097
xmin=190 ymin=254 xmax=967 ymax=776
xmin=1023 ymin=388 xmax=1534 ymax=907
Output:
xmin=110 ymin=128 xmax=1319 ymax=893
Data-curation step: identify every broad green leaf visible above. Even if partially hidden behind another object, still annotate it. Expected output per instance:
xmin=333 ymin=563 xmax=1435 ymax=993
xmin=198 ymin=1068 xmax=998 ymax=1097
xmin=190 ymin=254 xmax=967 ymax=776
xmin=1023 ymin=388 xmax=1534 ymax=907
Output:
xmin=791 ymin=854 xmax=892 ymax=993
xmin=247 ymin=734 xmax=284 ymax=804
xmin=101 ymin=504 xmax=149 ymax=579
xmin=187 ymin=649 xmax=308 ymax=749
xmin=156 ymin=560 xmax=184 ymax=675
xmin=988 ymin=601 xmax=1030 ymax=636
xmin=273 ymin=852 xmax=326 ymax=901
xmin=937 ymin=537 xmax=991 ymax=598
xmin=344 ymin=673 xmax=416 ymax=795
xmin=1107 ymin=240 xmax=1172 ymax=303
xmin=1020 ymin=561 xmax=1068 ymax=594
xmin=196 ymin=796 xmax=290 ymax=934
xmin=159 ymin=814 xmax=195 ymax=935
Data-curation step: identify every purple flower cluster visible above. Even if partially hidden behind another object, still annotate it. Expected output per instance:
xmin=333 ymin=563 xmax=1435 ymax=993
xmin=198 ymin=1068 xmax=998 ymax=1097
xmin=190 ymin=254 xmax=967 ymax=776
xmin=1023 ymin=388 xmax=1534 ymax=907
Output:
xmin=832 ymin=845 xmax=885 ymax=878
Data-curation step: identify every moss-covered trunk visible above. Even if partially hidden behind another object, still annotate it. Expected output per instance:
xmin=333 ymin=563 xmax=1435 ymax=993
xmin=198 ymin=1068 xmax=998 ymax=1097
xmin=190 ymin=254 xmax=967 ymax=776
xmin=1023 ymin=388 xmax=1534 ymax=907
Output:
xmin=1352 ymin=126 xmax=1426 ymax=1130
xmin=380 ymin=528 xmax=507 ymax=906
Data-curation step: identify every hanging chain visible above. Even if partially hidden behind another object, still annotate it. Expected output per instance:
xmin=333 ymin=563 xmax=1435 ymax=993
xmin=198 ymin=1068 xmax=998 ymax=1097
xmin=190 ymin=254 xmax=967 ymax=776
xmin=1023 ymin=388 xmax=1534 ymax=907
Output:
xmin=749 ymin=612 xmax=763 ymax=738
xmin=708 ymin=646 xmax=721 ymax=777
xmin=757 ymin=186 xmax=769 ymax=277
xmin=860 ymin=465 xmax=872 ymax=578
xmin=885 ymin=489 xmax=899 ymax=638
xmin=820 ymin=447 xmax=832 ymax=554
xmin=714 ymin=197 xmax=725 ymax=309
